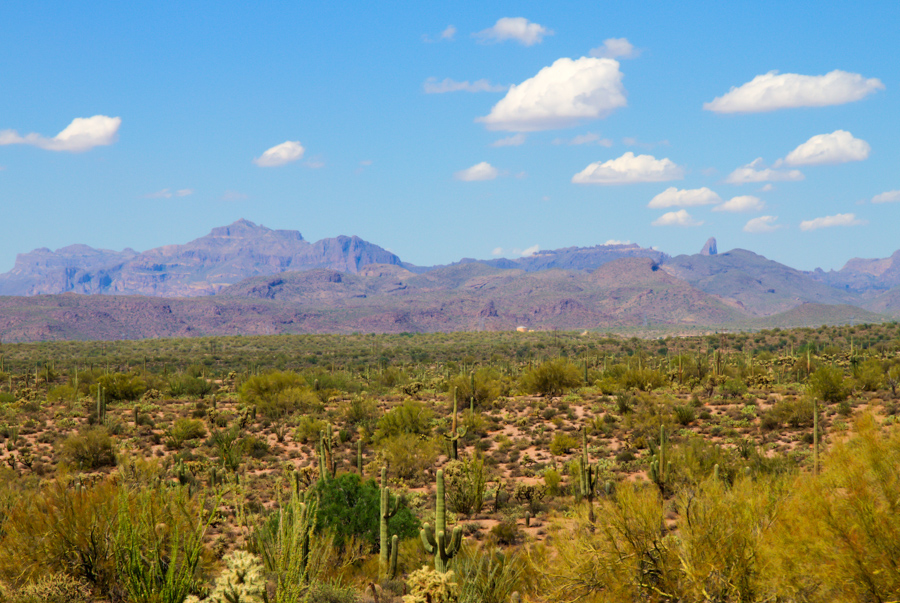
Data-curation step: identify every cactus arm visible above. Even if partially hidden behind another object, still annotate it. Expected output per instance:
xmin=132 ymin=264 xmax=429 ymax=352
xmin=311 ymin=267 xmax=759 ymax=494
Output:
xmin=420 ymin=523 xmax=437 ymax=554
xmin=388 ymin=534 xmax=399 ymax=579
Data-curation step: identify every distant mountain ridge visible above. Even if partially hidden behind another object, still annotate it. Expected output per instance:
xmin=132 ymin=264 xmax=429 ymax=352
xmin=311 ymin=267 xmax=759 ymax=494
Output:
xmin=2 ymin=222 xmax=900 ymax=342
xmin=0 ymin=219 xmax=403 ymax=297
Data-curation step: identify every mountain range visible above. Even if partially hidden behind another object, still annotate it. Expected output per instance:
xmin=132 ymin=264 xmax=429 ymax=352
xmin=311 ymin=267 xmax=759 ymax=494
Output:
xmin=0 ymin=219 xmax=898 ymax=341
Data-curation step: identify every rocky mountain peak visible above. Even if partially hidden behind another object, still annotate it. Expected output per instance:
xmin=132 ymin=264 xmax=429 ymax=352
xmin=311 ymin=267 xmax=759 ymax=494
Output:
xmin=700 ymin=237 xmax=718 ymax=256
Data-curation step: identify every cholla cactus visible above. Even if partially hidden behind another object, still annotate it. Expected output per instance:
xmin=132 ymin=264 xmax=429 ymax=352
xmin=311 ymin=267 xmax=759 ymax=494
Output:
xmin=403 ymin=567 xmax=459 ymax=603
xmin=186 ymin=550 xmax=267 ymax=603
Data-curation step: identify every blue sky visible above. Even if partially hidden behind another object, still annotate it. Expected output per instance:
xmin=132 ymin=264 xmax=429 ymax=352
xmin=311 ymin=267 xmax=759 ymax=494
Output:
xmin=1 ymin=1 xmax=898 ymax=273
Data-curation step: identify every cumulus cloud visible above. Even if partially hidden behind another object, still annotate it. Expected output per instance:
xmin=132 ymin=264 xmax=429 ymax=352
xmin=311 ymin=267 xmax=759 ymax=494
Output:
xmin=474 ymin=17 xmax=552 ymax=46
xmin=648 ymin=187 xmax=721 ymax=208
xmin=491 ymin=133 xmax=526 ymax=147
xmin=145 ymin=188 xmax=194 ymax=199
xmin=589 ymin=38 xmax=639 ymax=59
xmin=423 ymin=77 xmax=508 ymax=93
xmin=455 ymin=161 xmax=499 ymax=181
xmin=744 ymin=215 xmax=783 ymax=233
xmin=603 ymin=239 xmax=632 ymax=245
xmin=781 ymin=130 xmax=870 ymax=166
xmin=572 ymin=152 xmax=684 ymax=185
xmin=725 ymin=158 xmax=804 ymax=184
xmin=713 ymin=195 xmax=765 ymax=212
xmin=872 ymin=190 xmax=900 ymax=204
xmin=0 ymin=115 xmax=121 ymax=152
xmin=652 ymin=210 xmax=703 ymax=227
xmin=521 ymin=244 xmax=540 ymax=256
xmin=704 ymin=70 xmax=884 ymax=113
xmin=800 ymin=213 xmax=866 ymax=231
xmin=477 ymin=57 xmax=626 ymax=131
xmin=491 ymin=247 xmax=504 ymax=256
xmin=253 ymin=141 xmax=305 ymax=167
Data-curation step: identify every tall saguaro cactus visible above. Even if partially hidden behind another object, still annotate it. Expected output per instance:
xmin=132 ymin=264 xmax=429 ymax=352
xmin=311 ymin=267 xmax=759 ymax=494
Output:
xmin=579 ymin=428 xmax=597 ymax=524
xmin=650 ymin=424 xmax=669 ymax=490
xmin=379 ymin=467 xmax=400 ymax=581
xmin=444 ymin=389 xmax=467 ymax=461
xmin=318 ymin=424 xmax=335 ymax=480
xmin=420 ymin=469 xmax=464 ymax=572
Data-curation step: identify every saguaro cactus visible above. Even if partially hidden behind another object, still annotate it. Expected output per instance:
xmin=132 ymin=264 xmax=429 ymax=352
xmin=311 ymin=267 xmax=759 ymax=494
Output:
xmin=318 ymin=424 xmax=335 ymax=480
xmin=420 ymin=469 xmax=464 ymax=572
xmin=443 ymin=389 xmax=467 ymax=461
xmin=579 ymin=428 xmax=597 ymax=524
xmin=650 ymin=425 xmax=669 ymax=490
xmin=379 ymin=467 xmax=400 ymax=581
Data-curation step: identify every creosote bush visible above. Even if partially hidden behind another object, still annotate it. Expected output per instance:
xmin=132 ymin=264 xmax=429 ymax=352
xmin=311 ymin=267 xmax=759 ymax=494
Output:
xmin=59 ymin=426 xmax=117 ymax=469
xmin=520 ymin=359 xmax=582 ymax=397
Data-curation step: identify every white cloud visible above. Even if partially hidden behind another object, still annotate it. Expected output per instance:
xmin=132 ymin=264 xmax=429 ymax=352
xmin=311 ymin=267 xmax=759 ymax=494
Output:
xmin=725 ymin=158 xmax=804 ymax=184
xmin=652 ymin=210 xmax=703 ymax=227
xmin=589 ymin=38 xmax=639 ymax=59
xmin=144 ymin=188 xmax=194 ymax=199
xmin=872 ymin=190 xmax=900 ymax=204
xmin=454 ymin=161 xmax=499 ymax=181
xmin=422 ymin=25 xmax=457 ymax=43
xmin=781 ymin=130 xmax=870 ymax=166
xmin=648 ymin=187 xmax=721 ymax=208
xmin=474 ymin=17 xmax=552 ymax=46
xmin=305 ymin=159 xmax=325 ymax=169
xmin=253 ymin=141 xmax=305 ymax=167
xmin=423 ymin=77 xmax=508 ymax=94
xmin=603 ymin=239 xmax=632 ymax=245
xmin=800 ymin=213 xmax=866 ymax=231
xmin=491 ymin=247 xmax=504 ymax=256
xmin=521 ymin=244 xmax=540 ymax=256
xmin=704 ymin=70 xmax=884 ymax=113
xmin=491 ymin=133 xmax=526 ymax=147
xmin=359 ymin=159 xmax=373 ymax=166
xmin=572 ymin=152 xmax=684 ymax=185
xmin=760 ymin=184 xmax=774 ymax=192
xmin=744 ymin=215 xmax=783 ymax=233
xmin=477 ymin=57 xmax=626 ymax=131
xmin=0 ymin=115 xmax=121 ymax=152
xmin=713 ymin=195 xmax=765 ymax=212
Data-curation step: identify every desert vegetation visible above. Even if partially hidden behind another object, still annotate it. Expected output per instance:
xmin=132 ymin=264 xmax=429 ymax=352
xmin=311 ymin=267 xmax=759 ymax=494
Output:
xmin=0 ymin=323 xmax=899 ymax=601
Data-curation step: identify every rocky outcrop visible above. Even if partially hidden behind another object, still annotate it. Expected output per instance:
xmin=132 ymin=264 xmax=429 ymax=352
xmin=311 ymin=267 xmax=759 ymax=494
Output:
xmin=700 ymin=238 xmax=717 ymax=256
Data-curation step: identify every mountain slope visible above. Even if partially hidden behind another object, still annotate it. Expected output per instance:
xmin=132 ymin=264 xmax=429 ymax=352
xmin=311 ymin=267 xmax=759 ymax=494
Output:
xmin=661 ymin=249 xmax=860 ymax=316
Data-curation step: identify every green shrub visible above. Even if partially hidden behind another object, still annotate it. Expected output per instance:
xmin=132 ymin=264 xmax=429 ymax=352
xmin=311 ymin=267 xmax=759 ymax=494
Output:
xmin=449 ymin=368 xmax=503 ymax=408
xmin=0 ymin=479 xmax=117 ymax=592
xmin=59 ymin=426 xmax=117 ymax=470
xmin=311 ymin=473 xmax=419 ymax=551
xmin=807 ymin=365 xmax=848 ymax=403
xmin=378 ymin=433 xmax=440 ymax=483
xmin=619 ymin=367 xmax=667 ymax=392
xmin=520 ymin=359 xmax=583 ymax=397
xmin=165 ymin=418 xmax=207 ymax=449
xmin=443 ymin=456 xmax=487 ymax=516
xmin=455 ymin=545 xmax=524 ymax=603
xmin=168 ymin=374 xmax=214 ymax=398
xmin=90 ymin=372 xmax=147 ymax=402
xmin=674 ymin=405 xmax=696 ymax=426
xmin=294 ymin=415 xmax=327 ymax=444
xmin=721 ymin=377 xmax=748 ymax=399
xmin=549 ymin=431 xmax=579 ymax=456
xmin=240 ymin=371 xmax=318 ymax=417
xmin=373 ymin=400 xmax=433 ymax=443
